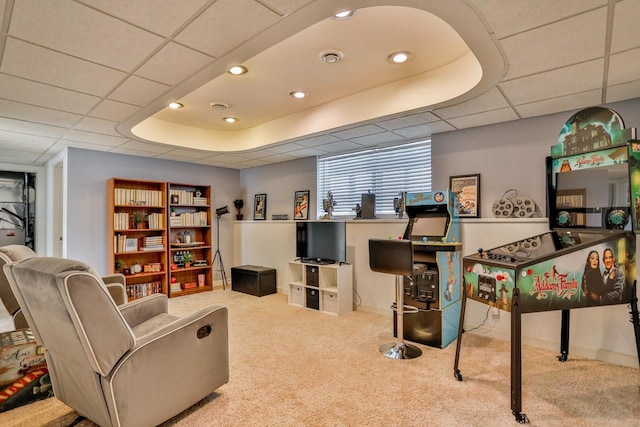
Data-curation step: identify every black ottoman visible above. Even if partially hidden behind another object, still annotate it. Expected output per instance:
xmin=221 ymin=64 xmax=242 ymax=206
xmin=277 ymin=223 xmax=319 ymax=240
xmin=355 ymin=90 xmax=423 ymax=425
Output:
xmin=231 ymin=265 xmax=277 ymax=296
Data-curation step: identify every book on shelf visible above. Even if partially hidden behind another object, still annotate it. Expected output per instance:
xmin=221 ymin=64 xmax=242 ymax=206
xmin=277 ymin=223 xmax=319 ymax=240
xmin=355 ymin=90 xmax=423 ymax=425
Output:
xmin=181 ymin=282 xmax=197 ymax=290
xmin=170 ymin=283 xmax=182 ymax=293
xmin=115 ymin=188 xmax=163 ymax=206
xmin=142 ymin=245 xmax=164 ymax=251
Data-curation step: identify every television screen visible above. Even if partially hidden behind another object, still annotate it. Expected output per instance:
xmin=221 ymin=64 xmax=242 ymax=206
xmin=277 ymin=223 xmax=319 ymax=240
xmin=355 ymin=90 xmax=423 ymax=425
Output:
xmin=410 ymin=215 xmax=449 ymax=239
xmin=296 ymin=222 xmax=346 ymax=263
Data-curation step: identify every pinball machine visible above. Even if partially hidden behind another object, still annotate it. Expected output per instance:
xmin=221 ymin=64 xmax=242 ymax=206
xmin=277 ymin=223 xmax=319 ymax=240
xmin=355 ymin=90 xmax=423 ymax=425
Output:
xmin=452 ymin=107 xmax=640 ymax=423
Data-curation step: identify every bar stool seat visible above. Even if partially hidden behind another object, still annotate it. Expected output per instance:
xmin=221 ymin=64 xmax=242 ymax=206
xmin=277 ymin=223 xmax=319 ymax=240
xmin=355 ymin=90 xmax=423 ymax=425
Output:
xmin=369 ymin=238 xmax=422 ymax=359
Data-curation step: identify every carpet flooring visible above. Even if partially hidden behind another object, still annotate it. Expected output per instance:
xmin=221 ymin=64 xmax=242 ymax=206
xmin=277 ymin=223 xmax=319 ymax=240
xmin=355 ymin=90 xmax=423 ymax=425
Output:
xmin=1 ymin=288 xmax=639 ymax=426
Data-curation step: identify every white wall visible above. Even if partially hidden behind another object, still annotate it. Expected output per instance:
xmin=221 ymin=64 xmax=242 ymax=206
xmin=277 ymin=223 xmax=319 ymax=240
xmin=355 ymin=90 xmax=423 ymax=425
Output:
xmin=64 ymin=148 xmax=241 ymax=276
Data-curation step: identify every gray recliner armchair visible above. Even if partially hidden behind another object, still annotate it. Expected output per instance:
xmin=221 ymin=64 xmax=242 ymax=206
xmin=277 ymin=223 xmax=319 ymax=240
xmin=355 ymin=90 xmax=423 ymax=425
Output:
xmin=4 ymin=256 xmax=229 ymax=427
xmin=0 ymin=245 xmax=128 ymax=330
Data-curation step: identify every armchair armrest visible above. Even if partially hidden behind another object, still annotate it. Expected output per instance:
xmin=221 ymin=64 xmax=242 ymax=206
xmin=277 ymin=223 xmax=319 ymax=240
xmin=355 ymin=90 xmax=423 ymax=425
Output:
xmin=101 ymin=273 xmax=127 ymax=305
xmin=118 ymin=294 xmax=168 ymax=328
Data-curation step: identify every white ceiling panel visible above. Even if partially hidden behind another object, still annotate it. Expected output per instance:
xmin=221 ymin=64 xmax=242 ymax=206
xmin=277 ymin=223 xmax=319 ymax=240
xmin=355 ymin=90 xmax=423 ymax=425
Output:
xmin=607 ymin=47 xmax=640 ymax=86
xmin=9 ymin=0 xmax=164 ymax=71
xmin=468 ymin=0 xmax=607 ymax=39
xmin=54 ymin=139 xmax=114 ymax=152
xmin=231 ymin=158 xmax=273 ymax=168
xmin=0 ymin=148 xmax=42 ymax=164
xmin=330 ymin=124 xmax=386 ymax=140
xmin=515 ymin=90 xmax=602 ymax=118
xmin=265 ymin=142 xmax=306 ymax=154
xmin=156 ymin=148 xmax=211 ymax=159
xmin=606 ymin=80 xmax=640 ymax=104
xmin=0 ymin=74 xmax=100 ymax=114
xmin=501 ymin=8 xmax=607 ymax=80
xmin=0 ymin=0 xmax=5 ymax=25
xmin=0 ymin=130 xmax=57 ymax=148
xmin=260 ymin=0 xmax=314 ymax=16
xmin=1 ymin=38 xmax=126 ymax=96
xmin=0 ymin=117 xmax=67 ymax=138
xmin=135 ymin=42 xmax=214 ymax=86
xmin=63 ymin=130 xmax=128 ymax=147
xmin=392 ymin=121 xmax=455 ymax=138
xmin=610 ymin=0 xmax=640 ymax=54
xmin=433 ymin=88 xmax=510 ymax=119
xmin=0 ymin=99 xmax=81 ymax=128
xmin=320 ymin=140 xmax=367 ymax=153
xmin=287 ymin=147 xmax=327 ymax=157
xmin=293 ymin=134 xmax=342 ymax=148
xmin=260 ymin=153 xmax=299 ymax=163
xmin=77 ymin=0 xmax=210 ymax=37
xmin=174 ymin=0 xmax=280 ymax=57
xmin=89 ymin=99 xmax=140 ymax=122
xmin=499 ymin=59 xmax=604 ymax=105
xmin=108 ymin=75 xmax=171 ymax=106
xmin=349 ymin=131 xmax=407 ymax=146
xmin=376 ymin=112 xmax=440 ymax=130
xmin=446 ymin=107 xmax=519 ymax=129
xmin=117 ymin=140 xmax=174 ymax=154
xmin=73 ymin=117 xmax=120 ymax=136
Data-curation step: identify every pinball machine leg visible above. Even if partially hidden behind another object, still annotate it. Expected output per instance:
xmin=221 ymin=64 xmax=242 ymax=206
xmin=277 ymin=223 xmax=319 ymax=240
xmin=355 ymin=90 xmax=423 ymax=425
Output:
xmin=453 ymin=282 xmax=469 ymax=381
xmin=558 ymin=309 xmax=570 ymax=362
xmin=629 ymin=281 xmax=640 ymax=371
xmin=511 ymin=287 xmax=529 ymax=424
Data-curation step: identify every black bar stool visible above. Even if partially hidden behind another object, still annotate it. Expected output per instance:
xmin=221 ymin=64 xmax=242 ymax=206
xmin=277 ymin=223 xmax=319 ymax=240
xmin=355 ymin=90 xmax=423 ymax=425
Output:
xmin=369 ymin=238 xmax=422 ymax=359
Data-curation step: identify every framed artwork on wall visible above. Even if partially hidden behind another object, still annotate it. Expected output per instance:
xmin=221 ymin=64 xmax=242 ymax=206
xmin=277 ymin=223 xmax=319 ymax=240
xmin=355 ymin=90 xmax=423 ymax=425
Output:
xmin=294 ymin=190 xmax=310 ymax=220
xmin=254 ymin=194 xmax=267 ymax=220
xmin=449 ymin=174 xmax=480 ymax=218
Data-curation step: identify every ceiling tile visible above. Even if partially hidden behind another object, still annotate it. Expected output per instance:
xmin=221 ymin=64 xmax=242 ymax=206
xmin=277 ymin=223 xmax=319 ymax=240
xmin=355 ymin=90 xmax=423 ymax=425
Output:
xmin=117 ymin=140 xmax=174 ymax=154
xmin=73 ymin=117 xmax=120 ymax=136
xmin=260 ymin=153 xmax=299 ymax=163
xmin=0 ymin=99 xmax=81 ymax=128
xmin=293 ymin=134 xmax=342 ymax=148
xmin=108 ymin=75 xmax=171 ymax=106
xmin=499 ymin=59 xmax=604 ymax=105
xmin=77 ymin=0 xmax=210 ymax=37
xmin=607 ymin=47 xmax=640 ymax=86
xmin=1 ymin=38 xmax=126 ymax=96
xmin=515 ymin=90 xmax=601 ymax=118
xmin=155 ymin=148 xmax=210 ymax=160
xmin=0 ymin=74 xmax=100 ymax=114
xmin=265 ymin=142 xmax=306 ymax=154
xmin=288 ymin=147 xmax=326 ymax=157
xmin=175 ymin=0 xmax=280 ymax=57
xmin=446 ymin=107 xmax=520 ymax=129
xmin=259 ymin=0 xmax=314 ymax=16
xmin=330 ymin=124 xmax=386 ymax=140
xmin=376 ymin=112 xmax=440 ymax=130
xmin=392 ymin=121 xmax=455 ymax=138
xmin=349 ymin=131 xmax=405 ymax=146
xmin=0 ymin=148 xmax=43 ymax=164
xmin=433 ymin=88 xmax=510 ymax=119
xmin=606 ymin=80 xmax=640 ymax=103
xmin=501 ymin=8 xmax=606 ymax=80
xmin=320 ymin=140 xmax=366 ymax=153
xmin=610 ymin=0 xmax=640 ymax=53
xmin=231 ymin=158 xmax=273 ymax=168
xmin=135 ymin=42 xmax=214 ymax=86
xmin=0 ymin=116 xmax=67 ymax=138
xmin=0 ymin=0 xmax=5 ymax=24
xmin=64 ymin=130 xmax=128 ymax=147
xmin=53 ymin=140 xmax=114 ymax=152
xmin=468 ymin=0 xmax=607 ymax=39
xmin=9 ymin=0 xmax=164 ymax=70
xmin=0 ymin=130 xmax=57 ymax=150
xmin=89 ymin=99 xmax=140 ymax=122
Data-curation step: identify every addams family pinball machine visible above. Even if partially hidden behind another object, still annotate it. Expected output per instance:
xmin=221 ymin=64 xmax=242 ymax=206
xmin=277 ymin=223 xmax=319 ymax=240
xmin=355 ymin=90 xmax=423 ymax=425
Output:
xmin=452 ymin=107 xmax=640 ymax=423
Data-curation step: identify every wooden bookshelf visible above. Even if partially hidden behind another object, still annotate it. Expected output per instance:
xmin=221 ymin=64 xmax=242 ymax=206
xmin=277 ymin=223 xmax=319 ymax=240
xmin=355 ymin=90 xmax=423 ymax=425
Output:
xmin=167 ymin=183 xmax=213 ymax=297
xmin=107 ymin=178 xmax=167 ymax=300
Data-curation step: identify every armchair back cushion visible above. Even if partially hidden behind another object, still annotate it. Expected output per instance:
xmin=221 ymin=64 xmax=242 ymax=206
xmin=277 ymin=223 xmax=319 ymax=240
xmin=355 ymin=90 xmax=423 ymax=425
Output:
xmin=0 ymin=244 xmax=37 ymax=329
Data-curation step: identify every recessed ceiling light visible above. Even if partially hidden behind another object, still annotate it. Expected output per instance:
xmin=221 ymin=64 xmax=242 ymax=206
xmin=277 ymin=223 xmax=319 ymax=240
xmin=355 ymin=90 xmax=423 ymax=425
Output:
xmin=228 ymin=65 xmax=247 ymax=75
xmin=320 ymin=50 xmax=343 ymax=64
xmin=223 ymin=117 xmax=238 ymax=123
xmin=210 ymin=102 xmax=229 ymax=110
xmin=388 ymin=52 xmax=411 ymax=64
xmin=332 ymin=10 xmax=355 ymax=20
xmin=290 ymin=91 xmax=306 ymax=99
xmin=168 ymin=102 xmax=183 ymax=109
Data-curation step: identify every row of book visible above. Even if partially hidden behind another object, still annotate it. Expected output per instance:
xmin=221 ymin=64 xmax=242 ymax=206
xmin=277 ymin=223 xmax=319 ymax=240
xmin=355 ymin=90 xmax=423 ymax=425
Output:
xmin=114 ymin=235 xmax=165 ymax=253
xmin=169 ymin=211 xmax=208 ymax=227
xmin=169 ymin=189 xmax=208 ymax=206
xmin=115 ymin=188 xmax=163 ymax=206
xmin=113 ymin=212 xmax=165 ymax=231
xmin=127 ymin=281 xmax=162 ymax=299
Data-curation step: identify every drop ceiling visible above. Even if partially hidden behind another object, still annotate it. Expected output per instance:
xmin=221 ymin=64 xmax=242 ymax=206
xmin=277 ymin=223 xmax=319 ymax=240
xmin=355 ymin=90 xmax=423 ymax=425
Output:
xmin=0 ymin=0 xmax=639 ymax=169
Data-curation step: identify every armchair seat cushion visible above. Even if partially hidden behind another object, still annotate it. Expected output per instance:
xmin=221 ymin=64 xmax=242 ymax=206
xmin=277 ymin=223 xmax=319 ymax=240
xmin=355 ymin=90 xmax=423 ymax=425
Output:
xmin=131 ymin=313 xmax=180 ymax=337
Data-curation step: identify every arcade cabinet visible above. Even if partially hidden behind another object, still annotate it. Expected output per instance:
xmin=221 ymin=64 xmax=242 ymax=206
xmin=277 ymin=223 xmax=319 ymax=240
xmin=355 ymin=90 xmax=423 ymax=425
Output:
xmin=392 ymin=190 xmax=463 ymax=349
xmin=453 ymin=107 xmax=640 ymax=423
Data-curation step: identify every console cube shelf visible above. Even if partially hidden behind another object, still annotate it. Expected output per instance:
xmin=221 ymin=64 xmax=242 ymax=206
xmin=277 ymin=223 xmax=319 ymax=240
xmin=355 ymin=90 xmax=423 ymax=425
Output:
xmin=287 ymin=261 xmax=353 ymax=315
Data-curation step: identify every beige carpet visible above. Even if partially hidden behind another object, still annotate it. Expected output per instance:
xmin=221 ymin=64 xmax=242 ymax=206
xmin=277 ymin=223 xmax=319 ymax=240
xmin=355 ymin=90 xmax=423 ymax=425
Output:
xmin=1 ymin=288 xmax=639 ymax=427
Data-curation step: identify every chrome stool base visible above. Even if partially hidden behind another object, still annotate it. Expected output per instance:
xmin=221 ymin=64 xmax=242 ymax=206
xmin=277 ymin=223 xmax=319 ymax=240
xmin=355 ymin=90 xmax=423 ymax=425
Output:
xmin=379 ymin=341 xmax=422 ymax=359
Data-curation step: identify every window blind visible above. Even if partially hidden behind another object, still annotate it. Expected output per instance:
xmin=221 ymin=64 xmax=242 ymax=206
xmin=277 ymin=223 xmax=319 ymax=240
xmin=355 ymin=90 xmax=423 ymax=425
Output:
xmin=317 ymin=140 xmax=432 ymax=218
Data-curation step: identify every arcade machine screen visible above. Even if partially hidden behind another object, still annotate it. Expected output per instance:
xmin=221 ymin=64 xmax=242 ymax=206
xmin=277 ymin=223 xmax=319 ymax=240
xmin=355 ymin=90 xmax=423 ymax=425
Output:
xmin=409 ymin=215 xmax=449 ymax=241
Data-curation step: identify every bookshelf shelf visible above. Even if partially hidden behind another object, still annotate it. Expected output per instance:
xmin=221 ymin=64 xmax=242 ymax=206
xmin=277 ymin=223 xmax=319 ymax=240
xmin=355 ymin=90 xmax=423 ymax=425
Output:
xmin=107 ymin=178 xmax=168 ymax=300
xmin=167 ymin=182 xmax=213 ymax=297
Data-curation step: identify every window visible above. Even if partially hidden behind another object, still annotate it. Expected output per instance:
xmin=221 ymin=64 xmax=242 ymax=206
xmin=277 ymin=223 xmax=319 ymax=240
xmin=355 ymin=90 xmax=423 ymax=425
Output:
xmin=317 ymin=140 xmax=431 ymax=218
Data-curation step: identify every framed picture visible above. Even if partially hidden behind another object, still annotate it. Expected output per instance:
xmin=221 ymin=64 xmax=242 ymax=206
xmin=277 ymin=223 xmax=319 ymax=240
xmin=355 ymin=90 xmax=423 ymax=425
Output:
xmin=449 ymin=174 xmax=480 ymax=218
xmin=170 ymin=194 xmax=179 ymax=205
xmin=294 ymin=190 xmax=310 ymax=220
xmin=254 ymin=194 xmax=267 ymax=220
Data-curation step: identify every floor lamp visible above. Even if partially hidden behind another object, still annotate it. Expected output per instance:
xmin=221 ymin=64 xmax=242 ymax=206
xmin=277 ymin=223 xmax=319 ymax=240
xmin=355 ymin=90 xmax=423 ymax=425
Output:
xmin=213 ymin=205 xmax=229 ymax=289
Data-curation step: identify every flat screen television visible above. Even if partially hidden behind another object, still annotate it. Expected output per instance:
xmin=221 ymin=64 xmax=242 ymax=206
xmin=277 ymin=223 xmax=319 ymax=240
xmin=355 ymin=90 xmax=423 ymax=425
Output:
xmin=296 ymin=221 xmax=346 ymax=264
